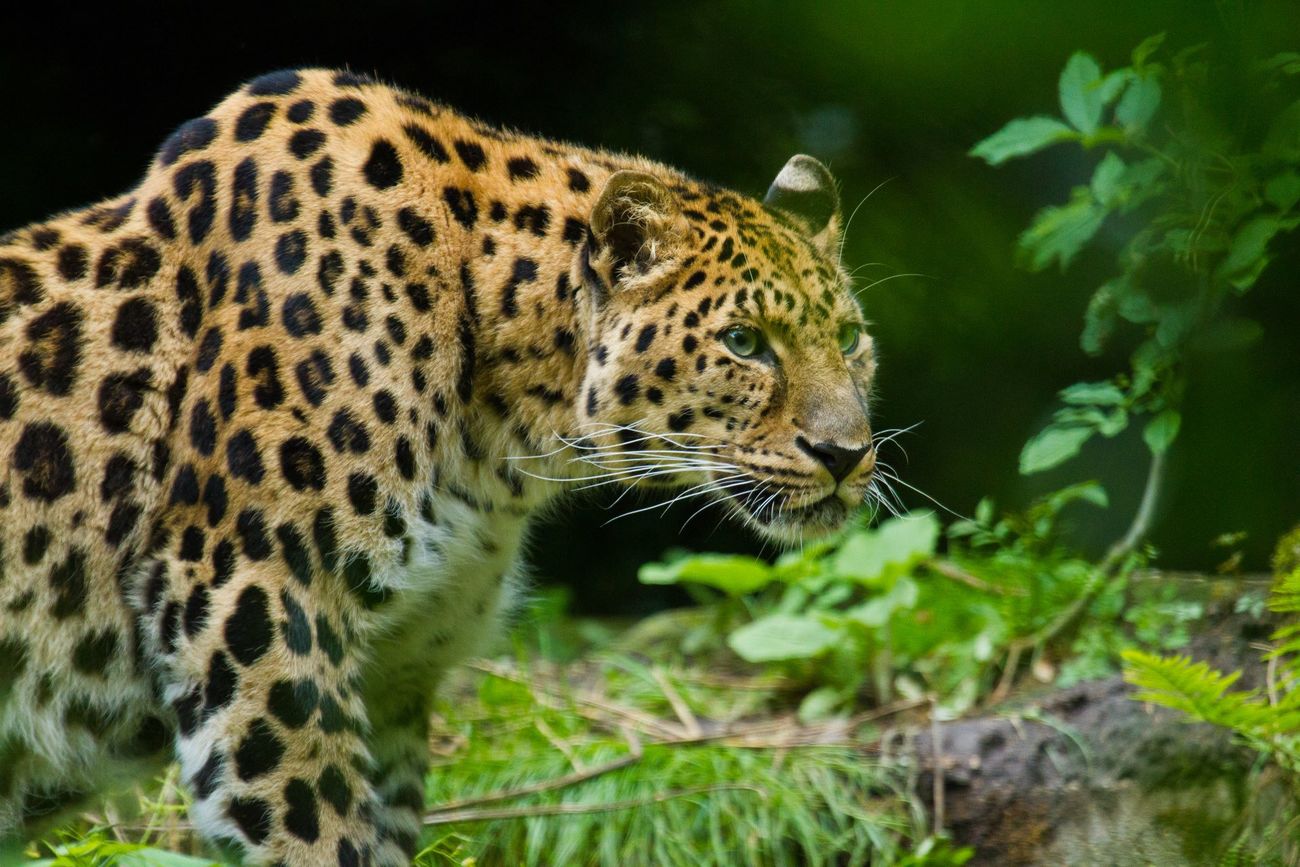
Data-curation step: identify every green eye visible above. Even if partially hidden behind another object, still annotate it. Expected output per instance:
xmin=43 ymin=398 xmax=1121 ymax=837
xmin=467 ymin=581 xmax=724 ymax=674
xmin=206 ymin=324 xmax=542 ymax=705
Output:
xmin=838 ymin=322 xmax=862 ymax=355
xmin=721 ymin=325 xmax=764 ymax=358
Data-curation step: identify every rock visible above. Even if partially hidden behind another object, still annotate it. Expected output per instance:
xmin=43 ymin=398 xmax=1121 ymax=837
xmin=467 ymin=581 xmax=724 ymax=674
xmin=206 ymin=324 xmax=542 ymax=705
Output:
xmin=905 ymin=584 xmax=1284 ymax=866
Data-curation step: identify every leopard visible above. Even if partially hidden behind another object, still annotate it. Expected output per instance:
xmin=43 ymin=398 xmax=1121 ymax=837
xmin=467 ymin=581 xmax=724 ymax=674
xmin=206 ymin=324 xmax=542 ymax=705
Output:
xmin=0 ymin=68 xmax=878 ymax=865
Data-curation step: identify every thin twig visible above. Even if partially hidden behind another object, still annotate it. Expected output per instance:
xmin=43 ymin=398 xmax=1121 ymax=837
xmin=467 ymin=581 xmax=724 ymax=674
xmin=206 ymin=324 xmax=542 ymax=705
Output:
xmin=535 ymin=717 xmax=585 ymax=772
xmin=424 ymin=784 xmax=767 ymax=825
xmin=467 ymin=659 xmax=682 ymax=739
xmin=929 ymin=559 xmax=1024 ymax=596
xmin=427 ymin=731 xmax=644 ymax=814
xmin=652 ymin=667 xmax=703 ymax=738
xmin=990 ymin=642 xmax=1023 ymax=705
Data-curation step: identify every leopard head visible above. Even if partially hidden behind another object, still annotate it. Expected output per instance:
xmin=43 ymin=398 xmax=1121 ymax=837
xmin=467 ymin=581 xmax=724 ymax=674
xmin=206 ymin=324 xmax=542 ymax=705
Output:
xmin=573 ymin=155 xmax=876 ymax=542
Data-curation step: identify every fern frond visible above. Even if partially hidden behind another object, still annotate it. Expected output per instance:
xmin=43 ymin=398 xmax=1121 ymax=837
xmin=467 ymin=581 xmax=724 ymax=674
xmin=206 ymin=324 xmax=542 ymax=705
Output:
xmin=1269 ymin=570 xmax=1300 ymax=615
xmin=1121 ymin=650 xmax=1283 ymax=735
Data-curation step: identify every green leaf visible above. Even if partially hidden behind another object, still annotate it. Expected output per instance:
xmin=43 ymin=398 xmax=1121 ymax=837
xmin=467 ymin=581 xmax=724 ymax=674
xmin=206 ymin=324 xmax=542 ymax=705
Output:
xmin=638 ymin=554 xmax=774 ymax=596
xmin=1131 ymin=32 xmax=1166 ymax=68
xmin=1060 ymin=380 xmax=1125 ymax=406
xmin=1059 ymin=52 xmax=1105 ymax=134
xmin=727 ymin=613 xmax=840 ymax=662
xmin=969 ymin=116 xmax=1077 ymax=166
xmin=1044 ymin=480 xmax=1110 ymax=510
xmin=1089 ymin=152 xmax=1127 ymax=208
xmin=1117 ymin=288 xmax=1157 ymax=324
xmin=1097 ymin=407 xmax=1129 ymax=437
xmin=1265 ymin=171 xmax=1300 ymax=211
xmin=1130 ymin=338 xmax=1169 ymax=397
xmin=1017 ymin=192 xmax=1107 ymax=271
xmin=1115 ymin=75 xmax=1161 ymax=132
xmin=1019 ymin=425 xmax=1094 ymax=474
xmin=1081 ymin=282 xmax=1119 ymax=354
xmin=797 ymin=685 xmax=846 ymax=723
xmin=1215 ymin=216 xmax=1285 ymax=291
xmin=832 ymin=514 xmax=940 ymax=584
xmin=1097 ymin=69 xmax=1135 ymax=107
xmin=1142 ymin=410 xmax=1181 ymax=454
xmin=845 ymin=576 xmax=919 ymax=627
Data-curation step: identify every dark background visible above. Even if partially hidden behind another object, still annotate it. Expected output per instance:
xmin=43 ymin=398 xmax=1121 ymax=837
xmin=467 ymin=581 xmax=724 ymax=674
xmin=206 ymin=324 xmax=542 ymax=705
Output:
xmin=3 ymin=1 xmax=1296 ymax=612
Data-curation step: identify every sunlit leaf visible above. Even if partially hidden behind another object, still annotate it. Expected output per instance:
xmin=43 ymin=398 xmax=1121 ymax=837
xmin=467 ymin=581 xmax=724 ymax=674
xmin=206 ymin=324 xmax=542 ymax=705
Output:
xmin=797 ymin=685 xmax=845 ymax=723
xmin=1089 ymin=152 xmax=1127 ymax=207
xmin=1060 ymin=380 xmax=1125 ymax=406
xmin=727 ymin=613 xmax=840 ymax=662
xmin=1097 ymin=407 xmax=1128 ymax=437
xmin=969 ymin=116 xmax=1077 ymax=165
xmin=832 ymin=514 xmax=939 ymax=584
xmin=1097 ymin=69 xmax=1134 ymax=107
xmin=1142 ymin=410 xmax=1181 ymax=454
xmin=1019 ymin=425 xmax=1094 ymax=475
xmin=845 ymin=577 xmax=919 ymax=627
xmin=639 ymin=554 xmax=774 ymax=596
xmin=1081 ymin=281 xmax=1119 ymax=354
xmin=1017 ymin=192 xmax=1106 ymax=271
xmin=1059 ymin=52 xmax=1105 ymax=134
xmin=1115 ymin=75 xmax=1161 ymax=132
xmin=1216 ymin=216 xmax=1289 ymax=292
xmin=1043 ymin=480 xmax=1110 ymax=511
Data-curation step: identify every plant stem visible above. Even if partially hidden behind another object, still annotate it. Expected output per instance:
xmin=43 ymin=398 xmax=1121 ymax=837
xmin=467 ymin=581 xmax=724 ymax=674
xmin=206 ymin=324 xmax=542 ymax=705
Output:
xmin=993 ymin=447 xmax=1168 ymax=702
xmin=1100 ymin=447 xmax=1166 ymax=575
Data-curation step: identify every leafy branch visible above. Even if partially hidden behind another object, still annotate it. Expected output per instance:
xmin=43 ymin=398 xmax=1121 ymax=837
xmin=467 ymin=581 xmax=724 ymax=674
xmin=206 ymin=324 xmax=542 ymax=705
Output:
xmin=972 ymin=34 xmax=1300 ymax=505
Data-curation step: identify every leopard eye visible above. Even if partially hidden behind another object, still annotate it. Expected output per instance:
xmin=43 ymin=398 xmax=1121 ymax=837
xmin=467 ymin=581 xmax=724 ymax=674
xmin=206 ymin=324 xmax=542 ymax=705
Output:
xmin=721 ymin=325 xmax=764 ymax=359
xmin=838 ymin=322 xmax=862 ymax=355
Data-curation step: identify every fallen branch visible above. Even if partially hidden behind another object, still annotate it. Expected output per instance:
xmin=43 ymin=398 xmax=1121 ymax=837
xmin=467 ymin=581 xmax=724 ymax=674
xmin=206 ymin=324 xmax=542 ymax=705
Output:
xmin=424 ymin=784 xmax=767 ymax=825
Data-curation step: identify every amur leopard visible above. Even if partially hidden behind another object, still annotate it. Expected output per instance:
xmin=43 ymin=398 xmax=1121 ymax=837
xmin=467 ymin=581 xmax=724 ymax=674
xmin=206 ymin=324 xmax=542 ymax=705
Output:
xmin=0 ymin=68 xmax=877 ymax=865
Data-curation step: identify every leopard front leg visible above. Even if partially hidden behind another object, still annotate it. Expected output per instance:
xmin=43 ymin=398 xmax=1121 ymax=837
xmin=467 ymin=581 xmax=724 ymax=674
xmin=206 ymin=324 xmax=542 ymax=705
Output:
xmin=143 ymin=553 xmax=395 ymax=866
xmin=365 ymin=680 xmax=436 ymax=862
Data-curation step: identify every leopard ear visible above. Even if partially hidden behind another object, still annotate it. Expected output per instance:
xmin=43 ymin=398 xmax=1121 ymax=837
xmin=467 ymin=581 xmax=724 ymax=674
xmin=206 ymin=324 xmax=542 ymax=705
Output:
xmin=588 ymin=171 xmax=686 ymax=288
xmin=764 ymin=155 xmax=842 ymax=255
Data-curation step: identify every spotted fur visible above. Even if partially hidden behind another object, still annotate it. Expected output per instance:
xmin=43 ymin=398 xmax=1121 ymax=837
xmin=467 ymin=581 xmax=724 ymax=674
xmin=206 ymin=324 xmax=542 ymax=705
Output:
xmin=0 ymin=69 xmax=877 ymax=865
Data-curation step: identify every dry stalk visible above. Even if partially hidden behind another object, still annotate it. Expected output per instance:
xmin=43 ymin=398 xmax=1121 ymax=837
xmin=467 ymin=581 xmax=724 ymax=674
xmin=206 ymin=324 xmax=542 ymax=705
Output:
xmin=424 ymin=784 xmax=766 ymax=825
xmin=652 ymin=667 xmax=703 ymax=738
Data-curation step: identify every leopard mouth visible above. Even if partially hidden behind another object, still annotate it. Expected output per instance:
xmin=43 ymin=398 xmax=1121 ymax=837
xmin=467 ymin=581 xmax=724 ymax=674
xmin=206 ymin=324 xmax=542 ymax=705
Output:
xmin=720 ymin=473 xmax=852 ymax=540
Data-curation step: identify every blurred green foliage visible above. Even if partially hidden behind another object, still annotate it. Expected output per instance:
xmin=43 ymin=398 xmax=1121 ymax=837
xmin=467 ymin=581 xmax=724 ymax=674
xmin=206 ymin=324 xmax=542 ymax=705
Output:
xmin=973 ymin=36 xmax=1300 ymax=480
xmin=640 ymin=486 xmax=1205 ymax=721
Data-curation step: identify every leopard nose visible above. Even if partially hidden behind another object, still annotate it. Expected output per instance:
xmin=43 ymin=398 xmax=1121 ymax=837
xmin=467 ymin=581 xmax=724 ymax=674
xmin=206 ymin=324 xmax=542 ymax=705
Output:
xmin=796 ymin=436 xmax=872 ymax=484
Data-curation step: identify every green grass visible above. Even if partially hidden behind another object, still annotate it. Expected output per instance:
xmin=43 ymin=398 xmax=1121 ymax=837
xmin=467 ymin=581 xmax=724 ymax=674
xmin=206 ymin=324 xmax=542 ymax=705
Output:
xmin=414 ymin=658 xmax=925 ymax=866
